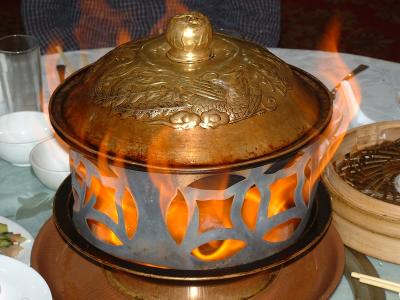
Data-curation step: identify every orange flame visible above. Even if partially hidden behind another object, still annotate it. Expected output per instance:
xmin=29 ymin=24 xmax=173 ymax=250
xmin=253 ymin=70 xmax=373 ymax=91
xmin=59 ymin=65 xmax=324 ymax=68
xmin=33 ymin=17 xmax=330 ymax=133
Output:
xmin=150 ymin=0 xmax=188 ymax=36
xmin=241 ymin=175 xmax=301 ymax=244
xmin=191 ymin=197 xmax=247 ymax=261
xmin=268 ymin=175 xmax=297 ymax=217
xmin=192 ymin=239 xmax=246 ymax=262
xmin=83 ymin=128 xmax=138 ymax=246
xmin=317 ymin=14 xmax=341 ymax=53
xmin=309 ymin=15 xmax=363 ymax=187
xmin=116 ymin=28 xmax=132 ymax=46
xmin=86 ymin=176 xmax=122 ymax=245
xmin=165 ymin=191 xmax=189 ymax=244
xmin=73 ymin=0 xmax=131 ymax=49
xmin=241 ymin=186 xmax=261 ymax=231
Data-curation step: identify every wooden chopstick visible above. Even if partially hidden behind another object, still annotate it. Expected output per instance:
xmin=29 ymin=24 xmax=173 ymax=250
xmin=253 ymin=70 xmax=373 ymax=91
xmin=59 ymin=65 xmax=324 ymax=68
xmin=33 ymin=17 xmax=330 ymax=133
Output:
xmin=351 ymin=272 xmax=400 ymax=293
xmin=55 ymin=45 xmax=75 ymax=73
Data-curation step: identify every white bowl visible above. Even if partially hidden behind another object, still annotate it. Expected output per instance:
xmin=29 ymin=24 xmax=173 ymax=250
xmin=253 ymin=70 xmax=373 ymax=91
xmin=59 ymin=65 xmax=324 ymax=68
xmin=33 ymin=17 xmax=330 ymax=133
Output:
xmin=0 ymin=255 xmax=52 ymax=300
xmin=0 ymin=111 xmax=53 ymax=166
xmin=30 ymin=137 xmax=70 ymax=190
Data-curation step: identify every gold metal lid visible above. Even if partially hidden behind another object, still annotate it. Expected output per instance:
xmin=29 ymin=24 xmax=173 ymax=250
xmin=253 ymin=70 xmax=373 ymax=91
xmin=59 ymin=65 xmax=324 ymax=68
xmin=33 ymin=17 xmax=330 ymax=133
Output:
xmin=49 ymin=12 xmax=332 ymax=172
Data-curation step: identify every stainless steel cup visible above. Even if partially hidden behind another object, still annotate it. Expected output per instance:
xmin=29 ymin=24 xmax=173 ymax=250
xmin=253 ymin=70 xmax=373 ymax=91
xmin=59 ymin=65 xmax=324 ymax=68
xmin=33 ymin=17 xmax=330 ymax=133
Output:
xmin=0 ymin=35 xmax=43 ymax=114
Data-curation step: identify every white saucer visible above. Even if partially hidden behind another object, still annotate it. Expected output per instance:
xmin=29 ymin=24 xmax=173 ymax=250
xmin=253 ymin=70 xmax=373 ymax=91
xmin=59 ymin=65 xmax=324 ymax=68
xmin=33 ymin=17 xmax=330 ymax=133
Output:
xmin=0 ymin=255 xmax=52 ymax=300
xmin=0 ymin=216 xmax=34 ymax=265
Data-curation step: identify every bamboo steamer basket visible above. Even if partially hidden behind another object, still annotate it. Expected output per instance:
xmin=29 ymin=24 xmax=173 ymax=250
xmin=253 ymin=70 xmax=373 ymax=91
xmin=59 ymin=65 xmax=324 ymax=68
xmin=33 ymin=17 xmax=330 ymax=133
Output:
xmin=322 ymin=121 xmax=400 ymax=264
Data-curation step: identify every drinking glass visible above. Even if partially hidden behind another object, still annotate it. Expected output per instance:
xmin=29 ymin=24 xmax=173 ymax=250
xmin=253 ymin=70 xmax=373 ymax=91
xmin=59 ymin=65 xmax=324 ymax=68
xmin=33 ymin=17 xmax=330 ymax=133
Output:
xmin=0 ymin=35 xmax=43 ymax=114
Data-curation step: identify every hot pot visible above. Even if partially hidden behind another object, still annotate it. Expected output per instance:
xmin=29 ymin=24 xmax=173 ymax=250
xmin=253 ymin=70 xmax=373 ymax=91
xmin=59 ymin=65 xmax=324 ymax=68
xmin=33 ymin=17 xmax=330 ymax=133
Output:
xmin=48 ymin=12 xmax=332 ymax=276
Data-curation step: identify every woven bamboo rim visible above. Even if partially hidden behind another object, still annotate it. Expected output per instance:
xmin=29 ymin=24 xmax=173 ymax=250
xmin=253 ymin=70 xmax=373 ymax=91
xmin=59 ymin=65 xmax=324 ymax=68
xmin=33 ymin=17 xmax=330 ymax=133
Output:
xmin=322 ymin=121 xmax=400 ymax=264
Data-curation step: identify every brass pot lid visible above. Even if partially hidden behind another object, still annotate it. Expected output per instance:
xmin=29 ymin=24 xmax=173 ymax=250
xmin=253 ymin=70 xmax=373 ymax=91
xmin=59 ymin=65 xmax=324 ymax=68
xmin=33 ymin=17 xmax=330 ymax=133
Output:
xmin=49 ymin=12 xmax=332 ymax=172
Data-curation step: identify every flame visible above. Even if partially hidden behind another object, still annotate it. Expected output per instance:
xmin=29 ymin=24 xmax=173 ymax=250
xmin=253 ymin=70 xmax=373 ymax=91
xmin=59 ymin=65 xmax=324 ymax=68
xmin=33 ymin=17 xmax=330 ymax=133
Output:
xmin=192 ymin=239 xmax=246 ymax=262
xmin=84 ymin=127 xmax=139 ymax=246
xmin=117 ymin=28 xmax=132 ymax=46
xmin=317 ymin=14 xmax=342 ymax=53
xmin=165 ymin=191 xmax=189 ymax=244
xmin=309 ymin=14 xmax=363 ymax=187
xmin=87 ymin=177 xmax=117 ymax=223
xmin=241 ymin=186 xmax=261 ymax=231
xmin=73 ymin=0 xmax=131 ymax=49
xmin=85 ymin=176 xmax=122 ymax=245
xmin=87 ymin=219 xmax=123 ymax=246
xmin=268 ymin=175 xmax=297 ymax=217
xmin=146 ymin=127 xmax=180 ymax=219
xmin=150 ymin=0 xmax=188 ymax=36
xmin=85 ymin=173 xmax=138 ymax=245
xmin=241 ymin=176 xmax=300 ymax=243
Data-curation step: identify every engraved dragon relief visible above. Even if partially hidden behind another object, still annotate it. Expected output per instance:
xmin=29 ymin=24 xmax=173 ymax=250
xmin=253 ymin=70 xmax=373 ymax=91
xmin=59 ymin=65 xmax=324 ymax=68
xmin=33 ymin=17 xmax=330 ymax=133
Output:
xmin=87 ymin=49 xmax=289 ymax=129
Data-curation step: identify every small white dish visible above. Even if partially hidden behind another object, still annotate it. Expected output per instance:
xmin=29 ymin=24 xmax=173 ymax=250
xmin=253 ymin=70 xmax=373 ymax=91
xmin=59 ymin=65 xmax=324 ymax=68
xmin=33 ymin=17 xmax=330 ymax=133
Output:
xmin=30 ymin=137 xmax=70 ymax=190
xmin=0 ymin=216 xmax=34 ymax=265
xmin=0 ymin=255 xmax=52 ymax=300
xmin=0 ymin=111 xmax=53 ymax=166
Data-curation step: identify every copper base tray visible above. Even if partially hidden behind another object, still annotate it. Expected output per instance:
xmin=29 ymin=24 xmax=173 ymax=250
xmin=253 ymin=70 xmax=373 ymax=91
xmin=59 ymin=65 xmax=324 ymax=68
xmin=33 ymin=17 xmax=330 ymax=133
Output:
xmin=31 ymin=220 xmax=344 ymax=300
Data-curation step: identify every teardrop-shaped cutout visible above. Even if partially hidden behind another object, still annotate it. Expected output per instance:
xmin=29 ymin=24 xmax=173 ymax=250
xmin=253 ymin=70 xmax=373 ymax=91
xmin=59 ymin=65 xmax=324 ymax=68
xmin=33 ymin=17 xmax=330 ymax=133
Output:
xmin=75 ymin=171 xmax=84 ymax=187
xmin=75 ymin=161 xmax=87 ymax=186
xmin=165 ymin=190 xmax=189 ymax=244
xmin=263 ymin=218 xmax=301 ymax=243
xmin=191 ymin=240 xmax=246 ymax=262
xmin=121 ymin=188 xmax=138 ymax=239
xmin=83 ymin=176 xmax=95 ymax=206
xmin=87 ymin=218 xmax=123 ymax=246
xmin=241 ymin=185 xmax=261 ymax=231
xmin=302 ymin=159 xmax=312 ymax=206
xmin=89 ymin=177 xmax=118 ymax=223
xmin=72 ymin=187 xmax=80 ymax=211
xmin=77 ymin=161 xmax=87 ymax=176
xmin=268 ymin=174 xmax=297 ymax=217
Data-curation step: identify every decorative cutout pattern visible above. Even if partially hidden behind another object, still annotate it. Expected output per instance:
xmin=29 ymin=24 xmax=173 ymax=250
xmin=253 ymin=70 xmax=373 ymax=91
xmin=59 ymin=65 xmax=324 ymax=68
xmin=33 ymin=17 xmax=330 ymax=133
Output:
xmin=165 ymin=191 xmax=189 ymax=245
xmin=121 ymin=189 xmax=138 ymax=239
xmin=268 ymin=174 xmax=297 ymax=218
xmin=70 ymin=140 xmax=319 ymax=270
xmin=241 ymin=186 xmax=261 ymax=231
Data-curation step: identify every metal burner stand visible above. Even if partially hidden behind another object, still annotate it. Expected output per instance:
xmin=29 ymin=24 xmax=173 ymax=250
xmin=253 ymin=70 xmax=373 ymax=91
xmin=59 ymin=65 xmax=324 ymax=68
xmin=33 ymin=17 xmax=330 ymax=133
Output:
xmin=30 ymin=177 xmax=344 ymax=300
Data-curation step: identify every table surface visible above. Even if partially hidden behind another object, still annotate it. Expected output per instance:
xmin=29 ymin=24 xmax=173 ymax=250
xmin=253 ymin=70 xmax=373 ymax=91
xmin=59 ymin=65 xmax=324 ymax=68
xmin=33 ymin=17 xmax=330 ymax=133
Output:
xmin=1 ymin=47 xmax=399 ymax=300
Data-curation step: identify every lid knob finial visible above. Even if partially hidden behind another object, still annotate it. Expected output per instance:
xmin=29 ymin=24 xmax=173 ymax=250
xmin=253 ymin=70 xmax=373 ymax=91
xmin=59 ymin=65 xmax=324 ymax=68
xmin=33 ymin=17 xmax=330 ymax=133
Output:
xmin=166 ymin=12 xmax=213 ymax=63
